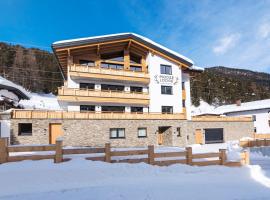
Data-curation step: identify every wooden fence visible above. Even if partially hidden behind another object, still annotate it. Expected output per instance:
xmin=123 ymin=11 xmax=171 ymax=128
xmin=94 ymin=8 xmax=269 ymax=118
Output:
xmin=240 ymin=139 xmax=270 ymax=148
xmin=0 ymin=138 xmax=249 ymax=167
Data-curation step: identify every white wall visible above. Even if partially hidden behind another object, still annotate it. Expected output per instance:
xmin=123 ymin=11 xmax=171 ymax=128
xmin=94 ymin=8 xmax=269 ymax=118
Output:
xmin=0 ymin=120 xmax=10 ymax=138
xmin=148 ymin=54 xmax=182 ymax=113
xmin=182 ymin=73 xmax=191 ymax=120
xmin=226 ymin=109 xmax=270 ymax=134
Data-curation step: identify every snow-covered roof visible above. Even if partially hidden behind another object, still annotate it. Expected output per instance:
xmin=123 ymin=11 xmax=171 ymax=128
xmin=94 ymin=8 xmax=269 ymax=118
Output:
xmin=214 ymin=99 xmax=270 ymax=114
xmin=19 ymin=93 xmax=61 ymax=110
xmin=0 ymin=76 xmax=30 ymax=100
xmin=52 ymin=32 xmax=195 ymax=66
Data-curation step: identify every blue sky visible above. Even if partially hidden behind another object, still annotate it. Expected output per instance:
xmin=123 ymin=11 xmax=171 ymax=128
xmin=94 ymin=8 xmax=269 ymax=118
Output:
xmin=0 ymin=0 xmax=270 ymax=73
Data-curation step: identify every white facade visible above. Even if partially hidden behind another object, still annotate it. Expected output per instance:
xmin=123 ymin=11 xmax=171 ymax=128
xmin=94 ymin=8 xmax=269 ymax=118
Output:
xmin=226 ymin=109 xmax=270 ymax=134
xmin=64 ymin=53 xmax=192 ymax=117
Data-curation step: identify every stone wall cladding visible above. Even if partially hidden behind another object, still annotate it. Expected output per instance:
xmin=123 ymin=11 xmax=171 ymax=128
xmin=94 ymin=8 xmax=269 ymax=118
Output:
xmin=62 ymin=120 xmax=186 ymax=147
xmin=184 ymin=121 xmax=254 ymax=145
xmin=10 ymin=119 xmax=63 ymax=145
xmin=9 ymin=118 xmax=254 ymax=147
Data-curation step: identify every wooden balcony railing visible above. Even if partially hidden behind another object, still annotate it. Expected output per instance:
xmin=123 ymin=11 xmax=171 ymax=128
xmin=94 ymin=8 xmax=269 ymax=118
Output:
xmin=69 ymin=65 xmax=150 ymax=84
xmin=57 ymin=87 xmax=150 ymax=105
xmin=58 ymin=87 xmax=149 ymax=100
xmin=11 ymin=110 xmax=186 ymax=120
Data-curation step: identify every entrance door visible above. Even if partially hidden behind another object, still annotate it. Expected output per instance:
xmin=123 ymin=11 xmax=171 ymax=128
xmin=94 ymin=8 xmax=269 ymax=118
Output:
xmin=195 ymin=129 xmax=203 ymax=144
xmin=49 ymin=123 xmax=63 ymax=144
xmin=158 ymin=133 xmax=163 ymax=145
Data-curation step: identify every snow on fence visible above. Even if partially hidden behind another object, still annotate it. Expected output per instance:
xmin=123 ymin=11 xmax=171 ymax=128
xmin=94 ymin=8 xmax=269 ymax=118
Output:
xmin=0 ymin=138 xmax=249 ymax=167
xmin=240 ymin=139 xmax=270 ymax=148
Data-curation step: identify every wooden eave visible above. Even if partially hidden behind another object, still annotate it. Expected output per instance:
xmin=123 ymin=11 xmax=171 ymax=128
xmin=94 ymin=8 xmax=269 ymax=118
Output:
xmin=52 ymin=34 xmax=193 ymax=79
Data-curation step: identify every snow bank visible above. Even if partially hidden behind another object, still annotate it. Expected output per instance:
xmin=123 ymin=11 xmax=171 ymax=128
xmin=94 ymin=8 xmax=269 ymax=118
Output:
xmin=191 ymin=100 xmax=216 ymax=116
xmin=19 ymin=93 xmax=61 ymax=110
xmin=0 ymin=158 xmax=270 ymax=200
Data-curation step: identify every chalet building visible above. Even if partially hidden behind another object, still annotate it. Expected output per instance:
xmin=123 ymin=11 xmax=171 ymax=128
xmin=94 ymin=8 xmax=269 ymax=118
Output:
xmin=0 ymin=33 xmax=254 ymax=146
xmin=214 ymin=99 xmax=270 ymax=135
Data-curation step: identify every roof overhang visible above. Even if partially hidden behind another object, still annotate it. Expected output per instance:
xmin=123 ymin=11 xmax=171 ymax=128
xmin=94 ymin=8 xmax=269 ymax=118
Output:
xmin=52 ymin=33 xmax=196 ymax=79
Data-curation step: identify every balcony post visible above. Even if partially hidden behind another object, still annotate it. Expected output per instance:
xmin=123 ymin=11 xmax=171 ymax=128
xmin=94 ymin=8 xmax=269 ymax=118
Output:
xmin=124 ymin=48 xmax=130 ymax=70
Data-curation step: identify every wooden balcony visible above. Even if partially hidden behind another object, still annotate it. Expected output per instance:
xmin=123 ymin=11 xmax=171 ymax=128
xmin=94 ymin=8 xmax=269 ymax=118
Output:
xmin=57 ymin=87 xmax=150 ymax=105
xmin=11 ymin=110 xmax=186 ymax=120
xmin=69 ymin=65 xmax=150 ymax=84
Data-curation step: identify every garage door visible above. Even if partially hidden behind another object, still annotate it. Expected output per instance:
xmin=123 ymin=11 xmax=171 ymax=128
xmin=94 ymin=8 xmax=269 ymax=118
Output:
xmin=205 ymin=128 xmax=223 ymax=144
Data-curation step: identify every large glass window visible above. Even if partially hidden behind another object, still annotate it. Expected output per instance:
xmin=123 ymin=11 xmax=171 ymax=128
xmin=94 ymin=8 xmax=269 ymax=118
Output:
xmin=110 ymin=128 xmax=125 ymax=139
xmin=160 ymin=64 xmax=172 ymax=75
xmin=130 ymin=86 xmax=143 ymax=93
xmin=101 ymin=84 xmax=124 ymax=91
xmin=130 ymin=66 xmax=142 ymax=72
xmin=102 ymin=106 xmax=125 ymax=113
xmin=79 ymin=60 xmax=95 ymax=67
xmin=162 ymin=106 xmax=173 ymax=114
xmin=80 ymin=105 xmax=95 ymax=112
xmin=161 ymin=86 xmax=173 ymax=95
xmin=80 ymin=83 xmax=95 ymax=90
xmin=131 ymin=107 xmax=143 ymax=113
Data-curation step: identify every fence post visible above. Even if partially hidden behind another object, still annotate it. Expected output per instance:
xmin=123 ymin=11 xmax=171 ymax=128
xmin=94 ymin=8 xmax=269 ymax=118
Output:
xmin=186 ymin=147 xmax=192 ymax=165
xmin=105 ymin=143 xmax=111 ymax=163
xmin=0 ymin=138 xmax=8 ymax=164
xmin=148 ymin=145 xmax=154 ymax=165
xmin=241 ymin=150 xmax=250 ymax=165
xmin=219 ymin=149 xmax=226 ymax=165
xmin=54 ymin=139 xmax=63 ymax=163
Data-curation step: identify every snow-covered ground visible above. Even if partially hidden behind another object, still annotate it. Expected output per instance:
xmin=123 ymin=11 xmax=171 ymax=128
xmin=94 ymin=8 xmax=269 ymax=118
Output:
xmin=19 ymin=93 xmax=61 ymax=110
xmin=1 ymin=143 xmax=270 ymax=199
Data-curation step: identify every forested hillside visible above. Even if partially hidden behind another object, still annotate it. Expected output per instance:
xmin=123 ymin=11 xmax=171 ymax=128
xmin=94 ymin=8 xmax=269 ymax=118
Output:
xmin=0 ymin=42 xmax=269 ymax=106
xmin=0 ymin=42 xmax=62 ymax=93
xmin=191 ymin=67 xmax=270 ymax=106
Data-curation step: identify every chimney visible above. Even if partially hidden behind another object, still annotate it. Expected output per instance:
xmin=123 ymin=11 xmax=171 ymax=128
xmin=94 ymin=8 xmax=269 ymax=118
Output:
xmin=236 ymin=100 xmax=241 ymax=106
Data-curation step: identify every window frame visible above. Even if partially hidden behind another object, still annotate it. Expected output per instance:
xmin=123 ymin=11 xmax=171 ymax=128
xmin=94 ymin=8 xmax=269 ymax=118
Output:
xmin=18 ymin=123 xmax=32 ymax=136
xmin=161 ymin=85 xmax=173 ymax=95
xmin=176 ymin=127 xmax=181 ymax=137
xmin=138 ymin=127 xmax=147 ymax=138
xmin=161 ymin=106 xmax=173 ymax=114
xmin=110 ymin=128 xmax=125 ymax=139
xmin=160 ymin=64 xmax=172 ymax=75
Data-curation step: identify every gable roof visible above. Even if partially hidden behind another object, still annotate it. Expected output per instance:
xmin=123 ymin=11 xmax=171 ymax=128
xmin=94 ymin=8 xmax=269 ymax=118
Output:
xmin=214 ymin=99 xmax=270 ymax=114
xmin=52 ymin=33 xmax=194 ymax=66
xmin=0 ymin=76 xmax=30 ymax=100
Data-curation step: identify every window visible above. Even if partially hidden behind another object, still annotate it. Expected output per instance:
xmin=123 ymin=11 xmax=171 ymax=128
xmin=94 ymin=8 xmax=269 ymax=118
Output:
xmin=130 ymin=86 xmax=143 ymax=93
xmin=161 ymin=86 xmax=173 ymax=95
xmin=138 ymin=128 xmax=147 ymax=138
xmin=80 ymin=105 xmax=95 ymax=112
xmin=79 ymin=60 xmax=95 ymax=67
xmin=162 ymin=106 xmax=173 ymax=114
xmin=18 ymin=123 xmax=32 ymax=136
xmin=101 ymin=63 xmax=123 ymax=70
xmin=160 ymin=64 xmax=172 ymax=75
xmin=182 ymin=100 xmax=186 ymax=108
xmin=130 ymin=66 xmax=142 ymax=72
xmin=177 ymin=127 xmax=181 ymax=137
xmin=110 ymin=128 xmax=125 ymax=139
xmin=252 ymin=115 xmax=256 ymax=121
xmin=101 ymin=84 xmax=124 ymax=91
xmin=131 ymin=107 xmax=143 ymax=113
xmin=254 ymin=127 xmax=257 ymax=133
xmin=182 ymin=82 xmax=185 ymax=90
xmin=80 ymin=83 xmax=95 ymax=90
xmin=102 ymin=106 xmax=125 ymax=113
